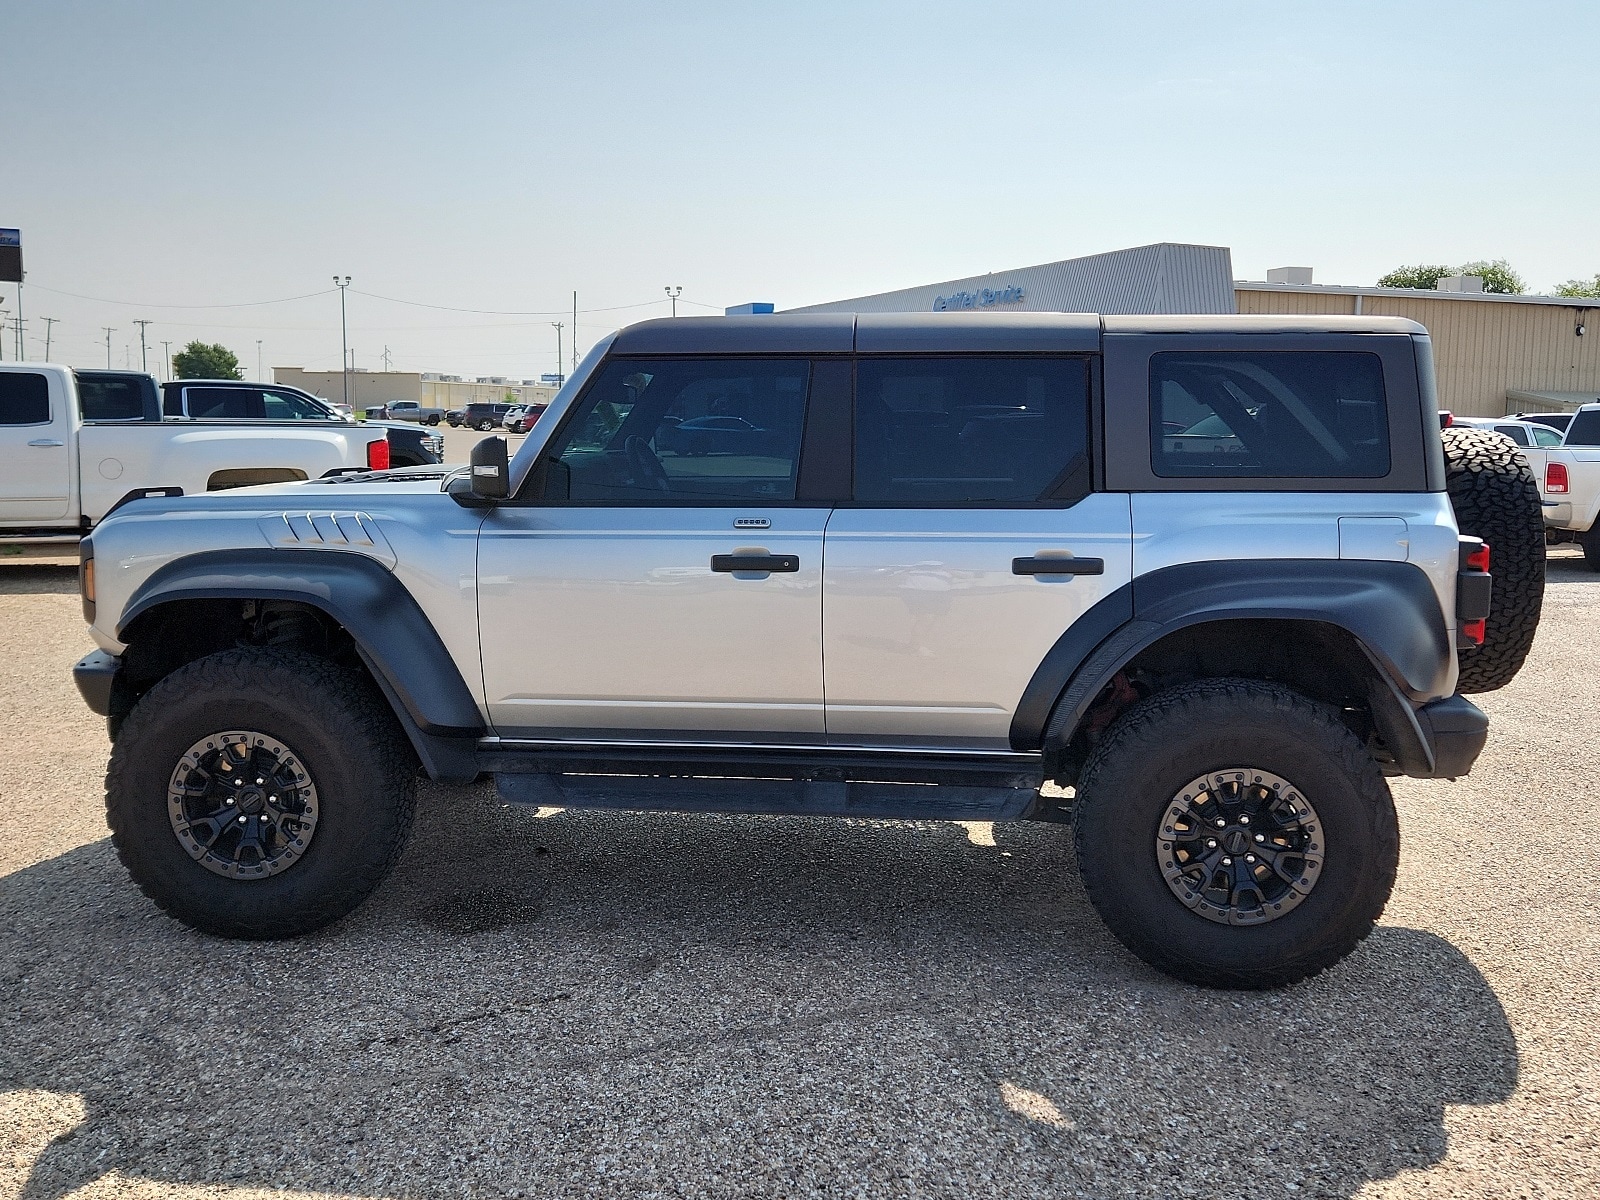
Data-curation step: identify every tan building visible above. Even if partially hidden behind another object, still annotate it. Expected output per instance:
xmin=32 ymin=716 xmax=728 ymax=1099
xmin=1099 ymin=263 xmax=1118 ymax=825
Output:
xmin=273 ymin=368 xmax=559 ymax=414
xmin=1235 ymin=280 xmax=1600 ymax=418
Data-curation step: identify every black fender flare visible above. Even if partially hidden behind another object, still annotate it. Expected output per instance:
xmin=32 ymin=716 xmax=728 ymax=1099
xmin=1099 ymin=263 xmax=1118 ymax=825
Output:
xmin=118 ymin=549 xmax=485 ymax=763
xmin=1012 ymin=559 xmax=1454 ymax=771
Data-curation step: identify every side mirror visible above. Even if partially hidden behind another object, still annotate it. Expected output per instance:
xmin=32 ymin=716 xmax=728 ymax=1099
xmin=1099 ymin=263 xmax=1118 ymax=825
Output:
xmin=452 ymin=436 xmax=509 ymax=505
xmin=471 ymin=435 xmax=510 ymax=498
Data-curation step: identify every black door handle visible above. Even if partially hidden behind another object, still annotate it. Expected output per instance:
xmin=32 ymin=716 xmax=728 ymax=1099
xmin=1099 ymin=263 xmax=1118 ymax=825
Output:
xmin=1013 ymin=555 xmax=1104 ymax=576
xmin=712 ymin=554 xmax=800 ymax=573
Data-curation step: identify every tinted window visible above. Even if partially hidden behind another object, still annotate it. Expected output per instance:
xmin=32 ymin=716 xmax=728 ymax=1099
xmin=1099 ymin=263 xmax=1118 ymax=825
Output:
xmin=550 ymin=358 xmax=810 ymax=502
xmin=1492 ymin=424 xmax=1531 ymax=446
xmin=853 ymin=356 xmax=1090 ymax=504
xmin=1565 ymin=411 xmax=1600 ymax=446
xmin=262 ymin=390 xmax=332 ymax=419
xmin=184 ymin=387 xmax=259 ymax=419
xmin=78 ymin=376 xmax=146 ymax=421
xmin=1151 ymin=352 xmax=1389 ymax=478
xmin=1531 ymin=425 xmax=1564 ymax=447
xmin=0 ymin=372 xmax=50 ymax=425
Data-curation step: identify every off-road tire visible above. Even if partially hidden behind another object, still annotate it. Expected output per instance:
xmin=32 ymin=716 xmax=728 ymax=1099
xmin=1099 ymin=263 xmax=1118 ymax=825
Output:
xmin=1073 ymin=678 xmax=1398 ymax=989
xmin=106 ymin=648 xmax=417 ymax=939
xmin=1579 ymin=525 xmax=1600 ymax=571
xmin=1441 ymin=425 xmax=1545 ymax=692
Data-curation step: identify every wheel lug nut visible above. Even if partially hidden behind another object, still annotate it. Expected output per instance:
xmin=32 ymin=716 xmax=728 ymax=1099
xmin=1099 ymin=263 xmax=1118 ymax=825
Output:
xmin=1240 ymin=815 xmax=1250 ymax=825
xmin=1222 ymin=857 xmax=1233 ymax=866
xmin=1206 ymin=839 xmax=1218 ymax=849
xmin=1254 ymin=833 xmax=1265 ymax=842
xmin=1215 ymin=819 xmax=1226 ymax=828
xmin=1246 ymin=854 xmax=1256 ymax=863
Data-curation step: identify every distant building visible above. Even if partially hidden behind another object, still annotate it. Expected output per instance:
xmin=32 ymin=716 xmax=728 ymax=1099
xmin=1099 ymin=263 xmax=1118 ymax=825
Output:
xmin=273 ymin=367 xmax=559 ymax=413
xmin=790 ymin=242 xmax=1600 ymax=417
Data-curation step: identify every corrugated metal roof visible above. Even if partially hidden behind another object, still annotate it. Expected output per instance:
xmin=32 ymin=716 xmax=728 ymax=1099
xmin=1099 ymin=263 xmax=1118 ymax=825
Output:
xmin=788 ymin=243 xmax=1237 ymax=316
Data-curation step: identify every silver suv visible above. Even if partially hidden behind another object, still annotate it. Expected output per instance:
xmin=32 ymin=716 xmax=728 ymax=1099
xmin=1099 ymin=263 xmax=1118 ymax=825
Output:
xmin=71 ymin=313 xmax=1541 ymax=988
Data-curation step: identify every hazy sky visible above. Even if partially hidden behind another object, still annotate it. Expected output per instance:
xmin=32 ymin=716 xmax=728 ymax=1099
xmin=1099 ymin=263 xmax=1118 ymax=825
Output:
xmin=3 ymin=0 xmax=1596 ymax=378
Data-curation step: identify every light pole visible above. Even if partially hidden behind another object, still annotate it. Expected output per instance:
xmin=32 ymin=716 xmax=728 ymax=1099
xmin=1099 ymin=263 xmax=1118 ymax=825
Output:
xmin=664 ymin=286 xmax=682 ymax=317
xmin=551 ymin=321 xmax=564 ymax=381
xmin=134 ymin=319 xmax=153 ymax=372
xmin=334 ymin=275 xmax=351 ymax=410
xmin=102 ymin=327 xmax=116 ymax=369
xmin=0 ymin=305 xmax=7 ymax=361
xmin=40 ymin=316 xmax=57 ymax=360
xmin=161 ymin=341 xmax=173 ymax=381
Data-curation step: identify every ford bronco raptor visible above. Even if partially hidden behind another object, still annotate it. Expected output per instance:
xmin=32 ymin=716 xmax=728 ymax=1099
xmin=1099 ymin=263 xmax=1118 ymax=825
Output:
xmin=71 ymin=313 xmax=1543 ymax=988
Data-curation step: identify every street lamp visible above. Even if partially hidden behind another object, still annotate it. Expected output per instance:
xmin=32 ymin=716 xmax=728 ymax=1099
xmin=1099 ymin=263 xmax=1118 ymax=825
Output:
xmin=334 ymin=275 xmax=352 ymax=409
xmin=665 ymin=285 xmax=682 ymax=317
xmin=256 ymin=339 xmax=263 ymax=381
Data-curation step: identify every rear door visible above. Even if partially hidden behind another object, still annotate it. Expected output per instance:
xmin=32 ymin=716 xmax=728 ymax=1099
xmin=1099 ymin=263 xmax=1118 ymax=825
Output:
xmin=0 ymin=368 xmax=74 ymax=522
xmin=822 ymin=354 xmax=1132 ymax=749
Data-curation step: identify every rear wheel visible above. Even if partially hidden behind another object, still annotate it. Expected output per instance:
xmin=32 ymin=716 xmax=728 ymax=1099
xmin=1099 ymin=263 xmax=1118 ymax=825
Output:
xmin=106 ymin=648 xmax=417 ymax=938
xmin=1073 ymin=679 xmax=1397 ymax=989
xmin=1441 ymin=426 xmax=1545 ymax=692
xmin=475 ymin=419 xmax=495 ymax=431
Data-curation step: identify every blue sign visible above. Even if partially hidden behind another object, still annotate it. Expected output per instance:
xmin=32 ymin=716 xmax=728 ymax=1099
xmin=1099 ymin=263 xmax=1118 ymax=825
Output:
xmin=932 ymin=284 xmax=1025 ymax=311
xmin=0 ymin=229 xmax=19 ymax=247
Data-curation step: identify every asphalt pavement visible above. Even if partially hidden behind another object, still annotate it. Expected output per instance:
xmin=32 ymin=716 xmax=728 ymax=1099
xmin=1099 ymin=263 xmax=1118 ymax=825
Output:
xmin=0 ymin=550 xmax=1595 ymax=1199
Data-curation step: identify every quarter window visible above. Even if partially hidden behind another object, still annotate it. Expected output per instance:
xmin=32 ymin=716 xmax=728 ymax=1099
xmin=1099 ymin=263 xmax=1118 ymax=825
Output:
xmin=548 ymin=358 xmax=810 ymax=502
xmin=853 ymin=356 xmax=1091 ymax=504
xmin=1151 ymin=351 xmax=1390 ymax=478
xmin=0 ymin=373 xmax=50 ymax=425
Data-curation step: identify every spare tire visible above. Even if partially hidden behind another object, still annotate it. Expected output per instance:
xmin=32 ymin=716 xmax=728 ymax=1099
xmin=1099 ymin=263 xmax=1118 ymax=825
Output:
xmin=1441 ymin=426 xmax=1545 ymax=693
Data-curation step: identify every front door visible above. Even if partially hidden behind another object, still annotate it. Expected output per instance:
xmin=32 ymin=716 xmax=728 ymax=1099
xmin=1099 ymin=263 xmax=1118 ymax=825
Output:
xmin=823 ymin=354 xmax=1132 ymax=749
xmin=0 ymin=369 xmax=73 ymax=523
xmin=478 ymin=355 xmax=827 ymax=741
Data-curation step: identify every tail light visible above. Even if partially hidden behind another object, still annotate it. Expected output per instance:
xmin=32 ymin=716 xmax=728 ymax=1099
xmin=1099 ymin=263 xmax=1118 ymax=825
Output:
xmin=1465 ymin=542 xmax=1490 ymax=573
xmin=367 ymin=437 xmax=391 ymax=471
xmin=1546 ymin=462 xmax=1569 ymax=494
xmin=1461 ymin=618 xmax=1486 ymax=646
xmin=1456 ymin=536 xmax=1492 ymax=650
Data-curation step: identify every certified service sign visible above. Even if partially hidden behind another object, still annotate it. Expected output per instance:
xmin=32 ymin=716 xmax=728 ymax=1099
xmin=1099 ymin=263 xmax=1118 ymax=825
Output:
xmin=932 ymin=284 xmax=1025 ymax=311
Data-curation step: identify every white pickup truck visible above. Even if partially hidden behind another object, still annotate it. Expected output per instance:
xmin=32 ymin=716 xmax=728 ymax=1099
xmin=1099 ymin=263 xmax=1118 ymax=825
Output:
xmin=1484 ymin=404 xmax=1600 ymax=568
xmin=1 ymin=364 xmax=390 ymax=558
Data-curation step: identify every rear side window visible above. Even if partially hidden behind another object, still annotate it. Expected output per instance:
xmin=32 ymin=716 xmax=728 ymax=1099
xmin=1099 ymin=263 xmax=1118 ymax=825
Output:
xmin=184 ymin=387 xmax=260 ymax=419
xmin=1151 ymin=352 xmax=1390 ymax=478
xmin=1564 ymin=411 xmax=1600 ymax=446
xmin=0 ymin=373 xmax=51 ymax=425
xmin=78 ymin=376 xmax=145 ymax=421
xmin=853 ymin=356 xmax=1090 ymax=504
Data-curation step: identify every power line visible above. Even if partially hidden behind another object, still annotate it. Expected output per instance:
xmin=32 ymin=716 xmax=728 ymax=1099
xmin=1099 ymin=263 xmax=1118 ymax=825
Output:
xmin=348 ymin=289 xmax=668 ymax=317
xmin=28 ymin=284 xmax=339 ymax=309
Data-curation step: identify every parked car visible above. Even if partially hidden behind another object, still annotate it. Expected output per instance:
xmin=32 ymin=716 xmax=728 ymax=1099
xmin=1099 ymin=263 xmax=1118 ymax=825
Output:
xmin=1521 ymin=403 xmax=1600 ymax=568
xmin=656 ymin=414 xmax=786 ymax=457
xmin=362 ymin=401 xmax=445 ymax=425
xmin=463 ymin=402 xmax=516 ymax=431
xmin=72 ymin=312 xmax=1545 ymax=990
xmin=444 ymin=409 xmax=466 ymax=427
xmin=505 ymin=403 xmax=548 ymax=434
xmin=1516 ymin=412 xmax=1576 ymax=435
xmin=161 ymin=380 xmax=442 ymax=466
xmin=1449 ymin=416 xmax=1565 ymax=448
xmin=1 ymin=366 xmax=388 ymax=558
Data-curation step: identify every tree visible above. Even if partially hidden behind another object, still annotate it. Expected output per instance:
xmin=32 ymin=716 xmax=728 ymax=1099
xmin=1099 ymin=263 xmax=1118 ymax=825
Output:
xmin=1377 ymin=259 xmax=1525 ymax=294
xmin=1377 ymin=264 xmax=1452 ymax=290
xmin=1554 ymin=275 xmax=1600 ymax=299
xmin=171 ymin=341 xmax=242 ymax=380
xmin=1457 ymin=259 xmax=1525 ymax=295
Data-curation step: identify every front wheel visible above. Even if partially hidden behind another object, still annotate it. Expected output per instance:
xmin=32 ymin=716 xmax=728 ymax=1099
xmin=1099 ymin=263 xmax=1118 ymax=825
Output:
xmin=1073 ymin=679 xmax=1397 ymax=989
xmin=106 ymin=648 xmax=418 ymax=939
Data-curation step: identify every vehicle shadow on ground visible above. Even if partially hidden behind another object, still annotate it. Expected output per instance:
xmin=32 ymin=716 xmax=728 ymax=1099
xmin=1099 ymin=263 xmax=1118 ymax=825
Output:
xmin=0 ymin=564 xmax=78 ymax=595
xmin=4 ymin=789 xmax=1517 ymax=1200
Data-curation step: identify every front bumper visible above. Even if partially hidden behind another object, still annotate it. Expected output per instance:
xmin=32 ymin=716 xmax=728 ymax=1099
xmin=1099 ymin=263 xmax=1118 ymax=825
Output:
xmin=1415 ymin=694 xmax=1489 ymax=779
xmin=73 ymin=650 xmax=120 ymax=715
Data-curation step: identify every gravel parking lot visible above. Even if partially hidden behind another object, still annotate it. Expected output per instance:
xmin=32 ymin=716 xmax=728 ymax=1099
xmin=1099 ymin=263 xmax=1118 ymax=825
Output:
xmin=1 ymin=550 xmax=1596 ymax=1200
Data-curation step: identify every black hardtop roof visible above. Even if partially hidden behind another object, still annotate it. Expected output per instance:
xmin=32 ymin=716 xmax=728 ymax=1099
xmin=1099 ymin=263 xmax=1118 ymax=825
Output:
xmin=608 ymin=312 xmax=1426 ymax=356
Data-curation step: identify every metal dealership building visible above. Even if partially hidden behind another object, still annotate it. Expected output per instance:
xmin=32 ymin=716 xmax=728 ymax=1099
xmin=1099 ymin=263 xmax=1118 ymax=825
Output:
xmin=786 ymin=243 xmax=1600 ymax=418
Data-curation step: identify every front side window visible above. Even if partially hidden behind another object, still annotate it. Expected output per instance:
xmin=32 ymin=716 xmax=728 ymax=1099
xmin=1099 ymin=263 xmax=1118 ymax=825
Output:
xmin=853 ymin=356 xmax=1090 ymax=504
xmin=1151 ymin=351 xmax=1390 ymax=478
xmin=0 ymin=372 xmax=50 ymax=425
xmin=262 ymin=390 xmax=331 ymax=420
xmin=1531 ymin=425 xmax=1564 ymax=447
xmin=548 ymin=358 xmax=810 ymax=502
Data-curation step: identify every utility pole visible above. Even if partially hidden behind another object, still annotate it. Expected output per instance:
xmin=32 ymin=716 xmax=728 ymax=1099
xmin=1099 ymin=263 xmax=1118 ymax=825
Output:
xmin=40 ymin=317 xmax=58 ymax=360
xmin=0 ymin=304 xmax=7 ymax=360
xmin=256 ymin=339 xmax=263 ymax=380
xmin=161 ymin=340 xmax=173 ymax=381
xmin=381 ymin=345 xmax=391 ymax=372
xmin=572 ymin=290 xmax=579 ymax=369
xmin=16 ymin=275 xmax=24 ymax=361
xmin=134 ymin=319 xmax=153 ymax=372
xmin=102 ymin=327 xmax=116 ymax=369
xmin=551 ymin=322 xmax=564 ymax=381
xmin=665 ymin=285 xmax=682 ymax=317
xmin=334 ymin=275 xmax=352 ymax=410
